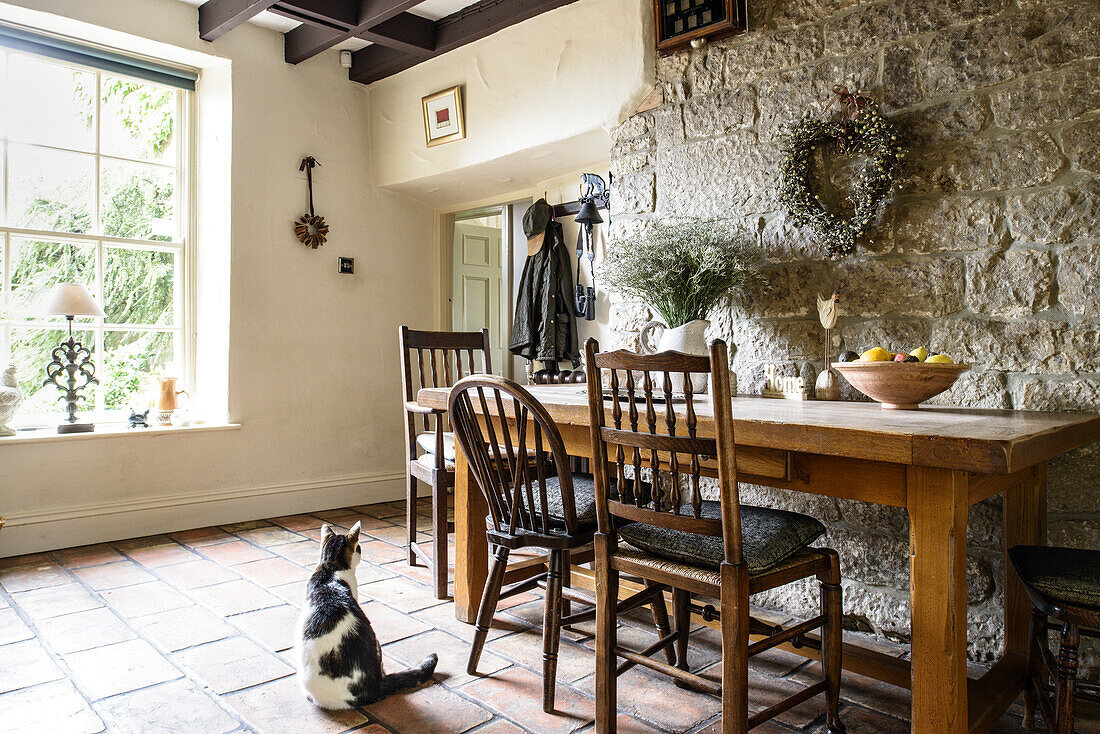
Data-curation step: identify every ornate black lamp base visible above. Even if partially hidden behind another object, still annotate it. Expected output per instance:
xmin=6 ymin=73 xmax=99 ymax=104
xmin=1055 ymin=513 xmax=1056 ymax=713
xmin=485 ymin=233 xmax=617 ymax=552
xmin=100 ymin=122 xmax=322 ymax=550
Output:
xmin=44 ymin=317 xmax=99 ymax=434
xmin=58 ymin=422 xmax=95 ymax=434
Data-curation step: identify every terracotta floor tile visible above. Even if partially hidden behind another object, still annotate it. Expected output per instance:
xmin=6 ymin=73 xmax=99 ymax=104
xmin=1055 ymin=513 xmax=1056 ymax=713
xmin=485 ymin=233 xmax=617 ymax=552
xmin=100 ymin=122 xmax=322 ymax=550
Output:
xmin=0 ymin=607 xmax=35 ymax=645
xmin=235 ymin=525 xmax=306 ymax=547
xmin=220 ymin=520 xmax=272 ymax=533
xmin=606 ymin=714 xmax=668 ymax=733
xmin=234 ymin=557 xmax=312 ymax=587
xmin=575 ymin=664 xmax=720 ymax=732
xmin=199 ymin=540 xmax=276 ymax=566
xmin=0 ymin=561 xmax=72 ymax=592
xmin=357 ymin=503 xmax=405 ymax=519
xmin=174 ymin=636 xmax=293 ymax=694
xmin=0 ymin=679 xmax=105 ymax=734
xmin=362 ymin=600 xmax=433 ymax=644
xmin=119 ymin=541 xmax=199 ymax=568
xmin=356 ymin=562 xmax=400 ymax=585
xmin=342 ymin=514 xmax=401 ymax=531
xmin=132 ymin=605 xmax=235 ymax=652
xmin=311 ymin=508 xmax=362 ymax=523
xmin=64 ymin=638 xmax=182 ymax=699
xmin=0 ymin=552 xmax=51 ymax=570
xmin=231 ymin=605 xmax=301 ymax=652
xmin=11 ymin=583 xmax=103 ymax=620
xmin=361 ymin=576 xmax=446 ymax=613
xmin=270 ymin=580 xmax=308 ymax=608
xmin=362 ymin=541 xmax=408 ymax=564
xmin=94 ymin=678 xmax=238 ymax=734
xmin=99 ymin=581 xmax=190 ymax=618
xmin=52 ymin=544 xmax=124 ymax=569
xmin=224 ymin=676 xmax=367 ymax=734
xmin=0 ymin=639 xmax=64 ymax=693
xmin=413 ymin=601 xmax=523 ymax=644
xmin=34 ymin=607 xmax=136 ymax=654
xmin=170 ymin=526 xmax=235 ymax=547
xmin=821 ymin=705 xmax=906 ymax=733
xmin=792 ymin=663 xmax=910 ymax=721
xmin=367 ymin=525 xmax=428 ymax=546
xmin=488 ymin=629 xmax=596 ymax=685
xmin=270 ymin=514 xmax=326 ymax=532
xmin=189 ymin=578 xmax=282 ymax=616
xmin=269 ymin=539 xmax=322 ymax=567
xmin=71 ymin=560 xmax=156 ymax=590
xmin=365 ymin=676 xmax=492 ymax=734
xmin=387 ymin=629 xmax=508 ymax=688
xmin=461 ymin=665 xmax=592 ymax=734
xmin=468 ymin=720 xmax=527 ymax=734
xmin=154 ymin=559 xmax=240 ymax=589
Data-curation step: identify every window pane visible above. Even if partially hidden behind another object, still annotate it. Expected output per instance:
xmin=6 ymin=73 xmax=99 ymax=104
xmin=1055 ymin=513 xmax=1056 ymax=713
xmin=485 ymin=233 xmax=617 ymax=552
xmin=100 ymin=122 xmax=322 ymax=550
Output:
xmin=100 ymin=159 xmax=175 ymax=241
xmin=5 ymin=54 xmax=95 ymax=152
xmin=103 ymin=247 xmax=176 ymax=325
xmin=11 ymin=327 xmax=97 ymax=416
xmin=9 ymin=237 xmax=96 ymax=321
xmin=100 ymin=76 xmax=177 ymax=164
xmin=8 ymin=145 xmax=95 ymax=233
xmin=103 ymin=330 xmax=174 ymax=411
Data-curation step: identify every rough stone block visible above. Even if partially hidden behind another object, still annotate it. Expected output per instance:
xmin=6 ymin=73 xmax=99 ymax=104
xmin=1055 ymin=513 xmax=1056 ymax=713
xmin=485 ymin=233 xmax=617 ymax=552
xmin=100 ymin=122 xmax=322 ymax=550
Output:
xmin=744 ymin=261 xmax=833 ymax=318
xmin=610 ymin=171 xmax=655 ymax=216
xmin=890 ymin=96 xmax=987 ymax=146
xmin=1022 ymin=0 xmax=1100 ymax=70
xmin=926 ymin=369 xmax=1011 ymax=410
xmin=882 ymin=43 xmax=921 ymax=110
xmin=943 ymin=132 xmax=1063 ymax=192
xmin=608 ymin=302 xmax=653 ymax=333
xmin=1006 ymin=178 xmax=1100 ymax=245
xmin=989 ymin=59 xmax=1100 ymax=129
xmin=836 ymin=499 xmax=908 ymax=537
xmin=611 ymin=114 xmax=652 ymax=143
xmin=931 ymin=318 xmax=1066 ymax=373
xmin=1058 ymin=242 xmax=1100 ymax=318
xmin=761 ymin=215 xmax=832 ymax=262
xmin=655 ymin=133 xmax=778 ymax=218
xmin=724 ymin=25 xmax=823 ymax=84
xmin=683 ymin=87 xmax=756 ymax=139
xmin=686 ymin=48 xmax=726 ymax=96
xmin=1048 ymin=442 xmax=1100 ymax=514
xmin=1063 ymin=117 xmax=1100 ymax=175
xmin=610 ymin=152 xmax=653 ymax=177
xmin=894 ymin=197 xmax=1001 ymax=253
xmin=1049 ymin=518 xmax=1100 ymax=550
xmin=771 ymin=0 xmax=862 ymax=27
xmin=1011 ymin=376 xmax=1100 ymax=413
xmin=918 ymin=21 xmax=1036 ymax=98
xmin=840 ymin=318 xmax=931 ymax=356
xmin=965 ymin=249 xmax=1052 ymax=317
xmin=834 ymin=257 xmax=965 ymax=318
xmin=651 ymin=104 xmax=685 ymax=149
xmin=713 ymin=318 xmax=822 ymax=366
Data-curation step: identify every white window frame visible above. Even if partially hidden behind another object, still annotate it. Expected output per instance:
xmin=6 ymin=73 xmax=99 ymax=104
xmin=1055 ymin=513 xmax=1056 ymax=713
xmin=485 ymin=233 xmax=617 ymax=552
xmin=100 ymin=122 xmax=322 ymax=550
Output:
xmin=0 ymin=45 xmax=195 ymax=427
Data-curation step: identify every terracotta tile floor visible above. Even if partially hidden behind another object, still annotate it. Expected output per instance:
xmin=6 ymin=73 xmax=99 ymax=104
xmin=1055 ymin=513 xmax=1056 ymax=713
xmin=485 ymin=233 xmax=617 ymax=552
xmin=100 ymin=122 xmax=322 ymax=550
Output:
xmin=0 ymin=498 xmax=1064 ymax=733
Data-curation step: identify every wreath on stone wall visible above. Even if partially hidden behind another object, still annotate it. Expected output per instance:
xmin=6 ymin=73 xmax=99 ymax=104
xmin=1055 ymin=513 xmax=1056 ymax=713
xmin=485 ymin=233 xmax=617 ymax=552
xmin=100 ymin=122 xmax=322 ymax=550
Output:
xmin=778 ymin=86 xmax=905 ymax=257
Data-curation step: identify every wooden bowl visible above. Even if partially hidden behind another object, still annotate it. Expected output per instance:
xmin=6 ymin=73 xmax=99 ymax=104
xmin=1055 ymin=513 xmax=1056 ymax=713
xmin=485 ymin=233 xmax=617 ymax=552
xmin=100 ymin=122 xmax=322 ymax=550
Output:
xmin=832 ymin=361 xmax=970 ymax=410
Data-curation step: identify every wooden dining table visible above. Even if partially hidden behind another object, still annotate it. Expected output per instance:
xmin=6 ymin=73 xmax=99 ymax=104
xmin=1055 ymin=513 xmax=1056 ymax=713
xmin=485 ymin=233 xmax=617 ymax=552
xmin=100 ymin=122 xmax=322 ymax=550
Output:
xmin=416 ymin=383 xmax=1100 ymax=734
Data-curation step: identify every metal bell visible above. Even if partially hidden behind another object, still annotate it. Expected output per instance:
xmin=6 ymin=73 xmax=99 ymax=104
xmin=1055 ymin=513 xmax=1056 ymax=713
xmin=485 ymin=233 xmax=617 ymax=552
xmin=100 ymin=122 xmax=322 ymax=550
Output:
xmin=574 ymin=198 xmax=603 ymax=225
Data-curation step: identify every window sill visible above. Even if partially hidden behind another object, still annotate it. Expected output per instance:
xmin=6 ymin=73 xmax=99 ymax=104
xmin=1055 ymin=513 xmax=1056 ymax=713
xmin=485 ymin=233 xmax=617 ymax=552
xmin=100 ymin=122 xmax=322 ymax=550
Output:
xmin=0 ymin=421 xmax=240 ymax=446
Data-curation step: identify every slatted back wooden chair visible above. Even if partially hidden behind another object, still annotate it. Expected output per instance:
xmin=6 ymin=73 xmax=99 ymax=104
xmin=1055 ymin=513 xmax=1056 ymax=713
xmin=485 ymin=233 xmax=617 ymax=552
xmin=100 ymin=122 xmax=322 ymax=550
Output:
xmin=584 ymin=337 xmax=846 ymax=734
xmin=399 ymin=326 xmax=492 ymax=599
xmin=449 ymin=374 xmax=673 ymax=713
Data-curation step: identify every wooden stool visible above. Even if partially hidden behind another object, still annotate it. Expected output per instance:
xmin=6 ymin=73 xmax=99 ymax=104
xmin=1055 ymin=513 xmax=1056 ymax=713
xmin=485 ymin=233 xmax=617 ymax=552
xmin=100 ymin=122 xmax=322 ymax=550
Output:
xmin=1008 ymin=545 xmax=1100 ymax=733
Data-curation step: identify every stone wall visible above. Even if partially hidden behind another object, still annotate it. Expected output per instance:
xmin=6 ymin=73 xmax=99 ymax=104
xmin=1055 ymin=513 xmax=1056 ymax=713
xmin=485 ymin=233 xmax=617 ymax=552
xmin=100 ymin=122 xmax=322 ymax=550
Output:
xmin=607 ymin=0 xmax=1100 ymax=668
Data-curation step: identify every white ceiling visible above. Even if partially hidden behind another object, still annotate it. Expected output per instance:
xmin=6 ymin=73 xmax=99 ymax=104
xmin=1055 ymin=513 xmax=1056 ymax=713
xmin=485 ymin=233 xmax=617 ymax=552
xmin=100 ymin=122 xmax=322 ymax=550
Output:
xmin=176 ymin=0 xmax=482 ymax=52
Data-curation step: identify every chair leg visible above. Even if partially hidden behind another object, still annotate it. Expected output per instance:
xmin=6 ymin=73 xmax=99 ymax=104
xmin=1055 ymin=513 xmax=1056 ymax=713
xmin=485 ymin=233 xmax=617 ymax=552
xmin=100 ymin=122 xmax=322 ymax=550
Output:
xmin=406 ymin=472 xmax=419 ymax=566
xmin=720 ymin=563 xmax=749 ymax=734
xmin=431 ymin=473 xmax=449 ymax=599
xmin=1024 ymin=608 xmax=1046 ymax=731
xmin=468 ymin=545 xmax=509 ymax=676
xmin=672 ymin=587 xmax=691 ymax=672
xmin=561 ymin=550 xmax=572 ymax=620
xmin=820 ymin=551 xmax=846 ymax=733
xmin=542 ymin=550 xmax=564 ymax=713
xmin=645 ymin=581 xmax=676 ymax=665
xmin=1054 ymin=622 xmax=1079 ymax=734
xmin=595 ymin=533 xmax=618 ymax=734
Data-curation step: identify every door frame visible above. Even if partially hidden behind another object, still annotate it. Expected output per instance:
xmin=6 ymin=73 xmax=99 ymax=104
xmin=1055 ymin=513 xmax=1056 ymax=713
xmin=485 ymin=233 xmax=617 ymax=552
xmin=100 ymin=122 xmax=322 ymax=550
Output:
xmin=444 ymin=205 xmax=514 ymax=380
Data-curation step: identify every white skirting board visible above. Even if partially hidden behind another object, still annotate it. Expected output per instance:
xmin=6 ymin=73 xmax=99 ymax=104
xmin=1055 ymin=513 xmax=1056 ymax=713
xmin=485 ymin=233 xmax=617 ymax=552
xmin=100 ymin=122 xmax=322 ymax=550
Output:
xmin=0 ymin=470 xmax=427 ymax=558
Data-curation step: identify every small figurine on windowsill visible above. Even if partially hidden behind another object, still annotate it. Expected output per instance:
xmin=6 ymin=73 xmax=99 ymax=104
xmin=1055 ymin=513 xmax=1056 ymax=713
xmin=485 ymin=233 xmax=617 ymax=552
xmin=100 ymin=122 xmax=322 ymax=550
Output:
xmin=128 ymin=408 xmax=150 ymax=428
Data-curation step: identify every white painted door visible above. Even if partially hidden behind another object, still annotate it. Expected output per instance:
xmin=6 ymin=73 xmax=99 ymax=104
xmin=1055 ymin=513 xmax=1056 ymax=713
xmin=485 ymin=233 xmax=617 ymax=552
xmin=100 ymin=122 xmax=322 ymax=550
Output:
xmin=452 ymin=222 xmax=505 ymax=376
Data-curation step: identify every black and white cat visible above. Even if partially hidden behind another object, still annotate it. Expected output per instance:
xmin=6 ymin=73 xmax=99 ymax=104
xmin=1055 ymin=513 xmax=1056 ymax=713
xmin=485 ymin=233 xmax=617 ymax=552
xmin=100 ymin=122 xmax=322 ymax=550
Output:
xmin=297 ymin=521 xmax=438 ymax=709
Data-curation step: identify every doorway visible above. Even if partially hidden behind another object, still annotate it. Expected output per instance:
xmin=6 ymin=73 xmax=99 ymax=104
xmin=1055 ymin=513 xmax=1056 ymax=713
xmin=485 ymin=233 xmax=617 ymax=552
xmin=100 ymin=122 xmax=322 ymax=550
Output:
xmin=451 ymin=207 xmax=508 ymax=377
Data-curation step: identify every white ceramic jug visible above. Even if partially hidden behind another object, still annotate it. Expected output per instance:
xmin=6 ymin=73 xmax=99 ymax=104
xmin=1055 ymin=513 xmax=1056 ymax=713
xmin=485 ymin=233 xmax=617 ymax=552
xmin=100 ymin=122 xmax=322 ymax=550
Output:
xmin=637 ymin=318 xmax=711 ymax=394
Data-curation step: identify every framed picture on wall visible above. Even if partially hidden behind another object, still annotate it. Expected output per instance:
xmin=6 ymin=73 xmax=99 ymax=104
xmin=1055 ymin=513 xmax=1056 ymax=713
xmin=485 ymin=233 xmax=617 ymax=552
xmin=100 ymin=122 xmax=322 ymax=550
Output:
xmin=422 ymin=86 xmax=465 ymax=147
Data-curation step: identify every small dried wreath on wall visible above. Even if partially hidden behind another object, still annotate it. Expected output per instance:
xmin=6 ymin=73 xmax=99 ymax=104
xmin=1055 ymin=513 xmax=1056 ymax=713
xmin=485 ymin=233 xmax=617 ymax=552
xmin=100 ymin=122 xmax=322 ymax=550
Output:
xmin=778 ymin=86 xmax=905 ymax=257
xmin=294 ymin=156 xmax=328 ymax=249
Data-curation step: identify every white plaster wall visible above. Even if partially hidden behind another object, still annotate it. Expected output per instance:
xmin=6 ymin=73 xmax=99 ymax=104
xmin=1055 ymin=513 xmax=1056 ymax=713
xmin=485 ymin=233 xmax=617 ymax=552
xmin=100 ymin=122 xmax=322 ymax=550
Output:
xmin=367 ymin=0 xmax=654 ymax=209
xmin=0 ymin=0 xmax=439 ymax=556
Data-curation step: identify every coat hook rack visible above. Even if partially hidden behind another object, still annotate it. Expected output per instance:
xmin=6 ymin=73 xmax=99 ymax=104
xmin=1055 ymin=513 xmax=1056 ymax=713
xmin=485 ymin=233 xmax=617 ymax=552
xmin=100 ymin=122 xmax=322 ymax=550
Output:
xmin=551 ymin=172 xmax=611 ymax=218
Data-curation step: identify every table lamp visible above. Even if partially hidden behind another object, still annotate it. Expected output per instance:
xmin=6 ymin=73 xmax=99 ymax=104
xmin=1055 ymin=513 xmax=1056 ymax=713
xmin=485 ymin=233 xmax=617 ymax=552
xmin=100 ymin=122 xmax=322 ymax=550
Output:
xmin=39 ymin=283 xmax=105 ymax=433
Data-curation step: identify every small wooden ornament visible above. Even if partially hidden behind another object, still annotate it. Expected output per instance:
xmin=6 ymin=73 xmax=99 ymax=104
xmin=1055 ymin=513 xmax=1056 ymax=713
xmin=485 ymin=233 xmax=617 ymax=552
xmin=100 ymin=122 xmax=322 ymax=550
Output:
xmin=294 ymin=156 xmax=328 ymax=249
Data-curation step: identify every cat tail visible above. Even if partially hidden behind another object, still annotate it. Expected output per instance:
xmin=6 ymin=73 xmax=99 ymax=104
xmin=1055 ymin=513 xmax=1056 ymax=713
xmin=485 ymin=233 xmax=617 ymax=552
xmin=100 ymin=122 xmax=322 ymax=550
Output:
xmin=378 ymin=653 xmax=438 ymax=698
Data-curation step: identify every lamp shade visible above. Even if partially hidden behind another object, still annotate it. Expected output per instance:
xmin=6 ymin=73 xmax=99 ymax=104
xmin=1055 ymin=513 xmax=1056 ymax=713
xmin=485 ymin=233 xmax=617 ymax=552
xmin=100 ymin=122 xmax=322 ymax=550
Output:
xmin=38 ymin=283 xmax=106 ymax=318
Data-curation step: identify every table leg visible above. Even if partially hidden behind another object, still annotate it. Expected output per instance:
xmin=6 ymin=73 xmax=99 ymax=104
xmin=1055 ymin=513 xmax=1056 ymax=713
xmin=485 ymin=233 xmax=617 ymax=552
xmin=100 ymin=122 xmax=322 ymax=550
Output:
xmin=453 ymin=446 xmax=489 ymax=623
xmin=907 ymin=465 xmax=969 ymax=734
xmin=1003 ymin=463 xmax=1047 ymax=656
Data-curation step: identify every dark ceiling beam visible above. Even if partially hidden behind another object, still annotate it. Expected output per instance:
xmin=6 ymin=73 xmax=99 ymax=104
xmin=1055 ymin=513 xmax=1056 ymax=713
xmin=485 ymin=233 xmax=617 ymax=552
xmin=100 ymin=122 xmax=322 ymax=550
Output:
xmin=199 ymin=0 xmax=280 ymax=41
xmin=268 ymin=0 xmax=358 ymax=29
xmin=359 ymin=14 xmax=435 ymax=55
xmin=283 ymin=0 xmax=424 ymax=63
xmin=349 ymin=0 xmax=580 ymax=84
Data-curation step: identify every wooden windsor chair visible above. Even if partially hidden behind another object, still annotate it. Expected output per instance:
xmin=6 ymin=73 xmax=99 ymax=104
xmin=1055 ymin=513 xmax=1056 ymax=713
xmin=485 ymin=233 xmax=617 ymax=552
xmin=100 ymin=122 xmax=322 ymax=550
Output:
xmin=448 ymin=374 xmax=675 ymax=713
xmin=399 ymin=326 xmax=492 ymax=599
xmin=584 ymin=338 xmax=846 ymax=734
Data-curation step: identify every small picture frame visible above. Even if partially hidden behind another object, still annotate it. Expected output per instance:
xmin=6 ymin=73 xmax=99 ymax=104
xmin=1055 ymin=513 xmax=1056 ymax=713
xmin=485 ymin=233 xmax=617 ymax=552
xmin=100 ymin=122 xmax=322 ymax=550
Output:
xmin=422 ymin=85 xmax=465 ymax=148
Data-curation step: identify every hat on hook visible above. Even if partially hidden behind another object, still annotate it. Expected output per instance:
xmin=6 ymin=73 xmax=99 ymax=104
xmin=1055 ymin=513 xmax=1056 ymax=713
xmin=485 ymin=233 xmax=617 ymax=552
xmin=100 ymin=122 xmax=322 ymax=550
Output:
xmin=523 ymin=197 xmax=552 ymax=253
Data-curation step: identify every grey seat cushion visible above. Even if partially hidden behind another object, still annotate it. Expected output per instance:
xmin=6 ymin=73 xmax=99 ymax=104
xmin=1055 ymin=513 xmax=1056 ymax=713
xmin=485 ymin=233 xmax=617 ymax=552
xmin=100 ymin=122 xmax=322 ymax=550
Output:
xmin=619 ymin=501 xmax=826 ymax=574
xmin=1009 ymin=545 xmax=1100 ymax=609
xmin=545 ymin=473 xmax=598 ymax=526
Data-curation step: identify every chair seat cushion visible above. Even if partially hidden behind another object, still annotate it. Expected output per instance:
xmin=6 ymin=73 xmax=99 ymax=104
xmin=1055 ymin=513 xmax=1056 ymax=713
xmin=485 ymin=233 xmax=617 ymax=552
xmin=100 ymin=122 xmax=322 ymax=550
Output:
xmin=545 ymin=473 xmax=598 ymax=526
xmin=416 ymin=432 xmax=456 ymax=461
xmin=619 ymin=501 xmax=826 ymax=574
xmin=1009 ymin=545 xmax=1100 ymax=609
xmin=414 ymin=452 xmax=455 ymax=472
